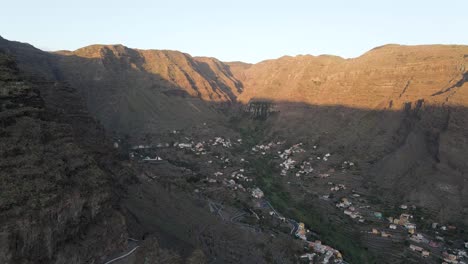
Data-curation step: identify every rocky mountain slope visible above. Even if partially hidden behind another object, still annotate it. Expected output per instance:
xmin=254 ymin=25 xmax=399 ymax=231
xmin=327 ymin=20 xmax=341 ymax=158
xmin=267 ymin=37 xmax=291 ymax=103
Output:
xmin=0 ymin=37 xmax=303 ymax=264
xmin=0 ymin=36 xmax=242 ymax=135
xmin=0 ymin=51 xmax=133 ymax=263
xmin=228 ymin=44 xmax=468 ymax=224
xmin=233 ymin=44 xmax=468 ymax=107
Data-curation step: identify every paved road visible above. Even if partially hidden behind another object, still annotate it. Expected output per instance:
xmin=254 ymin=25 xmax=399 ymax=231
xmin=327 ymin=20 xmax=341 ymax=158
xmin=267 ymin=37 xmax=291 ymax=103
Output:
xmin=102 ymin=239 xmax=140 ymax=264
xmin=265 ymin=200 xmax=299 ymax=235
xmin=229 ymin=210 xmax=261 ymax=233
xmin=208 ymin=201 xmax=225 ymax=220
xmin=288 ymin=219 xmax=299 ymax=235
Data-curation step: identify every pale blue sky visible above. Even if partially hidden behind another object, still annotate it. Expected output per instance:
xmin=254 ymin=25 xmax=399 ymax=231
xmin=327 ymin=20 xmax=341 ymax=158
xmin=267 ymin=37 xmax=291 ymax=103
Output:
xmin=1 ymin=0 xmax=467 ymax=63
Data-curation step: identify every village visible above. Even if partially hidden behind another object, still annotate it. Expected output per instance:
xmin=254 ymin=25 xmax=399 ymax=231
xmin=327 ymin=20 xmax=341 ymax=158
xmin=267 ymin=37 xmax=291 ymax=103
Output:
xmin=117 ymin=125 xmax=468 ymax=264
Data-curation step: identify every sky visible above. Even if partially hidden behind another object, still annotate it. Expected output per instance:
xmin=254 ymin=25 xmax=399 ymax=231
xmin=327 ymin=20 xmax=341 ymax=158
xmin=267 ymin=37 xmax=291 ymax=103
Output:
xmin=1 ymin=0 xmax=468 ymax=63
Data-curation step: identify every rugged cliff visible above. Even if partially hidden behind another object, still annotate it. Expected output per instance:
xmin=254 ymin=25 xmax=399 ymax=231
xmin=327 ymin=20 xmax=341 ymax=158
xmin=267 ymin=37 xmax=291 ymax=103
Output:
xmin=233 ymin=44 xmax=468 ymax=108
xmin=0 ymin=37 xmax=237 ymax=135
xmin=0 ymin=51 xmax=130 ymax=264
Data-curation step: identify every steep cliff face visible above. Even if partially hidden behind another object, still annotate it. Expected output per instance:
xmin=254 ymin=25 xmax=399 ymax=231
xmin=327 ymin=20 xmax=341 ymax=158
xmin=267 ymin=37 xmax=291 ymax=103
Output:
xmin=51 ymin=45 xmax=244 ymax=134
xmin=0 ymin=37 xmax=237 ymax=135
xmin=0 ymin=52 xmax=129 ymax=263
xmin=61 ymin=44 xmax=242 ymax=102
xmin=233 ymin=44 xmax=468 ymax=109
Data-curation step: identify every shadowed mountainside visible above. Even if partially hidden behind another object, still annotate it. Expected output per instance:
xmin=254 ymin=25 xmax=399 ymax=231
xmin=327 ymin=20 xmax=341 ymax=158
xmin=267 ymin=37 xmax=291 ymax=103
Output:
xmin=0 ymin=51 xmax=133 ymax=264
xmin=249 ymin=100 xmax=468 ymax=225
xmin=0 ymin=38 xmax=304 ymax=264
xmin=0 ymin=37 xmax=241 ymax=135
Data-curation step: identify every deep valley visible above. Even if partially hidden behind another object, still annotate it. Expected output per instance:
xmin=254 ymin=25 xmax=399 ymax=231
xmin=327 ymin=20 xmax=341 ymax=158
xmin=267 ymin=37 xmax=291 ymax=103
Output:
xmin=1 ymin=35 xmax=467 ymax=264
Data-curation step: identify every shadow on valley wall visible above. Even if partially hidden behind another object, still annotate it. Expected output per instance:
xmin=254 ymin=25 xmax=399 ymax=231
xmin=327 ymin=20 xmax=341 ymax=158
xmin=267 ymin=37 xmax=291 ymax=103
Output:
xmin=0 ymin=36 xmax=240 ymax=136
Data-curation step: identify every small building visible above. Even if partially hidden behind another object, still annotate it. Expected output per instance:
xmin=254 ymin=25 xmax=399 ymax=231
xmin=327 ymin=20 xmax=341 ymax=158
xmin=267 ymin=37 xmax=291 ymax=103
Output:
xmin=389 ymin=224 xmax=397 ymax=230
xmin=444 ymin=253 xmax=457 ymax=262
xmin=404 ymin=223 xmax=416 ymax=229
xmin=142 ymin=156 xmax=164 ymax=163
xmin=295 ymin=223 xmax=307 ymax=241
xmin=399 ymin=213 xmax=412 ymax=224
xmin=374 ymin=212 xmax=383 ymax=219
xmin=409 ymin=244 xmax=423 ymax=252
xmin=300 ymin=253 xmax=315 ymax=261
xmin=422 ymin=250 xmax=430 ymax=258
xmin=342 ymin=198 xmax=351 ymax=206
xmin=251 ymin=188 xmax=264 ymax=199
xmin=381 ymin=231 xmax=391 ymax=238
xmin=178 ymin=143 xmax=192 ymax=149
xmin=429 ymin=240 xmax=441 ymax=248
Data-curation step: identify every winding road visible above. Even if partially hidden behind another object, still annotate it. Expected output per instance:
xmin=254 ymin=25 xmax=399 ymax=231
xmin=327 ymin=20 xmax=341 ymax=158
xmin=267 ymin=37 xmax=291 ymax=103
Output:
xmin=102 ymin=239 xmax=140 ymax=264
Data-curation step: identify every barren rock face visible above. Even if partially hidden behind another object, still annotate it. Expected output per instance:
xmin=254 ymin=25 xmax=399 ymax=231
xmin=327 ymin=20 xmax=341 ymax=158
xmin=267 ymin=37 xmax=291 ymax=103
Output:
xmin=233 ymin=44 xmax=468 ymax=109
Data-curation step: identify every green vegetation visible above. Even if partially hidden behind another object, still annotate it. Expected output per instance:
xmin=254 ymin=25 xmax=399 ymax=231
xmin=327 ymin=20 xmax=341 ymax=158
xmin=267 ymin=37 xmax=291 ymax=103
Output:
xmin=252 ymin=155 xmax=376 ymax=263
xmin=239 ymin=124 xmax=377 ymax=264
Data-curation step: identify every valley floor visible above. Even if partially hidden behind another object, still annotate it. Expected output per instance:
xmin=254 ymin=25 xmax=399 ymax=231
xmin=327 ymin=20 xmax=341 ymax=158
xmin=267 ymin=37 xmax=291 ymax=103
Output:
xmin=111 ymin=121 xmax=468 ymax=264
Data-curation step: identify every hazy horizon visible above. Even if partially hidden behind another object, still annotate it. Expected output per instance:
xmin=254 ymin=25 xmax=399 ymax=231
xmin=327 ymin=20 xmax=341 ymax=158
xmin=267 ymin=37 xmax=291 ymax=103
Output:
xmin=2 ymin=0 xmax=468 ymax=63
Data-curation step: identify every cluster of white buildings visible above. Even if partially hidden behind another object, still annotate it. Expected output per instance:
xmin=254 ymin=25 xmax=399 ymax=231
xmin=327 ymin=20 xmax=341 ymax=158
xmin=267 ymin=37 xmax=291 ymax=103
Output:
xmin=295 ymin=161 xmax=314 ymax=177
xmin=280 ymin=158 xmax=296 ymax=176
xmin=330 ymin=184 xmax=346 ymax=192
xmin=231 ymin=169 xmax=252 ymax=182
xmin=307 ymin=240 xmax=343 ymax=264
xmin=336 ymin=198 xmax=364 ymax=222
xmin=252 ymin=142 xmax=276 ymax=152
xmin=213 ymin=137 xmax=232 ymax=148
xmin=278 ymin=143 xmax=307 ymax=176
xmin=341 ymin=160 xmax=354 ymax=168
